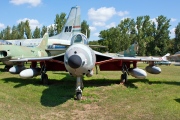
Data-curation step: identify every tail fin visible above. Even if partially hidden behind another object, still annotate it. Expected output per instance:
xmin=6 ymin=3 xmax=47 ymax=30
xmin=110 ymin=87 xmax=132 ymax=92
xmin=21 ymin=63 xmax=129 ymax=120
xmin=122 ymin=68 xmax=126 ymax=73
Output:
xmin=118 ymin=42 xmax=139 ymax=57
xmin=49 ymin=6 xmax=81 ymax=40
xmin=37 ymin=33 xmax=48 ymax=49
xmin=162 ymin=53 xmax=170 ymax=61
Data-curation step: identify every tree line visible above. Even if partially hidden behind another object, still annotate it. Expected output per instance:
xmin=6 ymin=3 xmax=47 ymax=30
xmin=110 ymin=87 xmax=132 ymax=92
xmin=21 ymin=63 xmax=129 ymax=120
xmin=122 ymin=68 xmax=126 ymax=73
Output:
xmin=1 ymin=13 xmax=180 ymax=56
xmin=89 ymin=15 xmax=180 ymax=56
xmin=0 ymin=13 xmax=90 ymax=39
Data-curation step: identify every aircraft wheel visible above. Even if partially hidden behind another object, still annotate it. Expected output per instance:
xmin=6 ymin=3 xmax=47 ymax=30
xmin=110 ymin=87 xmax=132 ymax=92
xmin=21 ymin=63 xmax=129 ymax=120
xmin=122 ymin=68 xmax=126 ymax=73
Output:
xmin=121 ymin=72 xmax=128 ymax=84
xmin=4 ymin=65 xmax=13 ymax=72
xmin=76 ymin=92 xmax=82 ymax=100
xmin=41 ymin=73 xmax=49 ymax=85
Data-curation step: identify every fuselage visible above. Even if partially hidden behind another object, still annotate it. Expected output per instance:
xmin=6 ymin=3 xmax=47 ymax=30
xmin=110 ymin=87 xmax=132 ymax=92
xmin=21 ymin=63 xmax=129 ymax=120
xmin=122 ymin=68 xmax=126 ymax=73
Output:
xmin=6 ymin=39 xmax=70 ymax=47
xmin=64 ymin=44 xmax=96 ymax=77
xmin=64 ymin=33 xmax=96 ymax=77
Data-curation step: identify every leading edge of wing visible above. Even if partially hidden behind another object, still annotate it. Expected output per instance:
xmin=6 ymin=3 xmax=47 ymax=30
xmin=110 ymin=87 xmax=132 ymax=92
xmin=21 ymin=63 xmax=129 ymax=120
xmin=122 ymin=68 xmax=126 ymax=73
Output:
xmin=9 ymin=53 xmax=65 ymax=62
xmin=112 ymin=56 xmax=163 ymax=61
xmin=94 ymin=51 xmax=162 ymax=62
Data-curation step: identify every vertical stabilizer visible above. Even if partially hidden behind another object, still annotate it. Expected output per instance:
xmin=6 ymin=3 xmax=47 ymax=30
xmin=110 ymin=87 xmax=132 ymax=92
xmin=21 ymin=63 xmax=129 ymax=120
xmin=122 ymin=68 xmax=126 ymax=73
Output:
xmin=162 ymin=53 xmax=170 ymax=61
xmin=50 ymin=6 xmax=81 ymax=40
xmin=37 ymin=33 xmax=48 ymax=49
xmin=118 ymin=42 xmax=139 ymax=57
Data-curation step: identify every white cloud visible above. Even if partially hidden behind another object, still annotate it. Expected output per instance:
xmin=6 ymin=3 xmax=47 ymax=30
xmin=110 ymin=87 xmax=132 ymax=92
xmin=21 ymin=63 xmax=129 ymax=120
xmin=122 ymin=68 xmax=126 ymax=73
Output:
xmin=117 ymin=11 xmax=129 ymax=17
xmin=17 ymin=18 xmax=42 ymax=30
xmin=170 ymin=27 xmax=175 ymax=38
xmin=89 ymin=26 xmax=96 ymax=32
xmin=171 ymin=18 xmax=177 ymax=22
xmin=92 ymin=21 xmax=105 ymax=27
xmin=150 ymin=18 xmax=158 ymax=26
xmin=0 ymin=23 xmax=5 ymax=29
xmin=105 ymin=22 xmax=116 ymax=28
xmin=88 ymin=7 xmax=116 ymax=22
xmin=9 ymin=0 xmax=42 ymax=7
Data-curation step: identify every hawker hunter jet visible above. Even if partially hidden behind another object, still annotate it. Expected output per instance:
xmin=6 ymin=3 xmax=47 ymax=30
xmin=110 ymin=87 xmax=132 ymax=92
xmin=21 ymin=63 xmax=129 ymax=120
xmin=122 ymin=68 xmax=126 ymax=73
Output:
xmin=9 ymin=33 xmax=162 ymax=100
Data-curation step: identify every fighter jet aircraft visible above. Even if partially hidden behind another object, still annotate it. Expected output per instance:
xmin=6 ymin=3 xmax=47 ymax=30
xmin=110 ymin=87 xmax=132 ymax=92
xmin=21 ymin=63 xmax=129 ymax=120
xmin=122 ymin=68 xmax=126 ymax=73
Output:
xmin=0 ymin=33 xmax=49 ymax=73
xmin=9 ymin=33 xmax=162 ymax=100
xmin=5 ymin=6 xmax=81 ymax=48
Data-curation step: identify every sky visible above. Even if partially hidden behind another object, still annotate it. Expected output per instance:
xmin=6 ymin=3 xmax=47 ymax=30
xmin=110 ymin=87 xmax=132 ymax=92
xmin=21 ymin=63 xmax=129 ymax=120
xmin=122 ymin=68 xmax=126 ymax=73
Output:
xmin=0 ymin=0 xmax=180 ymax=41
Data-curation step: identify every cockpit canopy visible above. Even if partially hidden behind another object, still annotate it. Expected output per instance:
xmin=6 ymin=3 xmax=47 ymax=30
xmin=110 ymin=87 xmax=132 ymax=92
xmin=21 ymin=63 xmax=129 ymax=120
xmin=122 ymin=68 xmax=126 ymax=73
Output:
xmin=71 ymin=33 xmax=88 ymax=45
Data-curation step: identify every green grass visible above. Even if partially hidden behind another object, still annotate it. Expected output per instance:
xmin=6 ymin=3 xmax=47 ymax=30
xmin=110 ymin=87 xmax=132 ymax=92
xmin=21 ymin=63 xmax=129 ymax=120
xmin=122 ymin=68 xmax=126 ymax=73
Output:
xmin=0 ymin=63 xmax=179 ymax=120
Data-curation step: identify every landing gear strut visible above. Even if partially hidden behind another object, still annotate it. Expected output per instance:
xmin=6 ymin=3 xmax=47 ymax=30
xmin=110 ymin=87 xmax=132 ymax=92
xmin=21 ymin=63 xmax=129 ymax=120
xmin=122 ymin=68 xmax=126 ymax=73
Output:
xmin=120 ymin=63 xmax=129 ymax=84
xmin=41 ymin=64 xmax=49 ymax=85
xmin=4 ymin=65 xmax=13 ymax=72
xmin=75 ymin=77 xmax=84 ymax=100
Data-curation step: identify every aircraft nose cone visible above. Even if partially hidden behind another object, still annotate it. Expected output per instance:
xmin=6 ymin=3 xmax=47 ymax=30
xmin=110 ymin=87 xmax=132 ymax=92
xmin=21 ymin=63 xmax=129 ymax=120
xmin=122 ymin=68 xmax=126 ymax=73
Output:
xmin=68 ymin=55 xmax=82 ymax=69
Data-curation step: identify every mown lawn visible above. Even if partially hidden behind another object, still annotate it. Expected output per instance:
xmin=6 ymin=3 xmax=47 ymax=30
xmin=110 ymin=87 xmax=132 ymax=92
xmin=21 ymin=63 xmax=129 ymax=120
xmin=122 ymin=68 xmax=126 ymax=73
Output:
xmin=0 ymin=63 xmax=179 ymax=120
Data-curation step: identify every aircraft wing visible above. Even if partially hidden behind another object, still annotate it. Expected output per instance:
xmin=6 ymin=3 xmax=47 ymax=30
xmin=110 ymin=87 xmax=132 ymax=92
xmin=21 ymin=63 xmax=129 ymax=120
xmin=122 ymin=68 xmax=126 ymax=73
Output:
xmin=94 ymin=50 xmax=162 ymax=65
xmin=9 ymin=53 xmax=65 ymax=63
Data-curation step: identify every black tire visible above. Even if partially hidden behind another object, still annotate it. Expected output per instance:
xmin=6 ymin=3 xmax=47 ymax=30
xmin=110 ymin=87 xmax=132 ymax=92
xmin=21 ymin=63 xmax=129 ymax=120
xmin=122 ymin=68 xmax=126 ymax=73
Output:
xmin=121 ymin=74 xmax=125 ymax=83
xmin=41 ymin=74 xmax=49 ymax=85
xmin=4 ymin=65 xmax=12 ymax=72
xmin=121 ymin=72 xmax=128 ymax=83
xmin=76 ymin=92 xmax=82 ymax=100
xmin=124 ymin=72 xmax=128 ymax=83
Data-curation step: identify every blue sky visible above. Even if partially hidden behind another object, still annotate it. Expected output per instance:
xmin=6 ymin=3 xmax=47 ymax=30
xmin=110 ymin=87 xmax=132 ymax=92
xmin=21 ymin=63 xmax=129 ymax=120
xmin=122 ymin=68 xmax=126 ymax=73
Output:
xmin=0 ymin=0 xmax=180 ymax=40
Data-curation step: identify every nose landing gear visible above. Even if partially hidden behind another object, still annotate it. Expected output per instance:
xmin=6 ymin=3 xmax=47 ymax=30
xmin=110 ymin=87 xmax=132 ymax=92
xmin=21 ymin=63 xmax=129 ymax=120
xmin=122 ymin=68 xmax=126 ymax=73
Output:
xmin=75 ymin=77 xmax=84 ymax=100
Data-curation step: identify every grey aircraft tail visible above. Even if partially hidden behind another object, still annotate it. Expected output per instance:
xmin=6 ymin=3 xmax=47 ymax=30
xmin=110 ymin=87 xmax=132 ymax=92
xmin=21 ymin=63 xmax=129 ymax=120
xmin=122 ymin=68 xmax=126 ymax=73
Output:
xmin=49 ymin=6 xmax=81 ymax=40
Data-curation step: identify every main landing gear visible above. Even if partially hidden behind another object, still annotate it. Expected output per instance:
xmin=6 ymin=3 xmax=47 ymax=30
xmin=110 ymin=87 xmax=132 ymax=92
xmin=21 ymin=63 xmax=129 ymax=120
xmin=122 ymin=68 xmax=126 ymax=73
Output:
xmin=75 ymin=77 xmax=84 ymax=100
xmin=120 ymin=63 xmax=129 ymax=84
xmin=41 ymin=65 xmax=49 ymax=85
xmin=4 ymin=65 xmax=13 ymax=72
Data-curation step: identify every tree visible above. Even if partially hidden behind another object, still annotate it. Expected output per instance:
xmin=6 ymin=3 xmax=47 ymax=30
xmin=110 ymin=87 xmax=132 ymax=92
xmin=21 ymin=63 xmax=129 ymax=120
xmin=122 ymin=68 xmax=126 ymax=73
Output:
xmin=117 ymin=18 xmax=136 ymax=51
xmin=174 ymin=22 xmax=180 ymax=52
xmin=99 ymin=27 xmax=121 ymax=53
xmin=17 ymin=21 xmax=25 ymax=39
xmin=0 ymin=31 xmax=3 ymax=39
xmin=99 ymin=18 xmax=136 ymax=53
xmin=54 ymin=13 xmax=66 ymax=35
xmin=149 ymin=15 xmax=171 ymax=56
xmin=11 ymin=25 xmax=18 ymax=39
xmin=41 ymin=26 xmax=47 ymax=38
xmin=166 ymin=38 xmax=175 ymax=54
xmin=48 ymin=25 xmax=55 ymax=37
xmin=32 ymin=26 xmax=40 ymax=38
xmin=24 ymin=20 xmax=32 ymax=39
xmin=81 ymin=20 xmax=90 ymax=39
xmin=3 ymin=26 xmax=11 ymax=40
xmin=135 ymin=16 xmax=154 ymax=56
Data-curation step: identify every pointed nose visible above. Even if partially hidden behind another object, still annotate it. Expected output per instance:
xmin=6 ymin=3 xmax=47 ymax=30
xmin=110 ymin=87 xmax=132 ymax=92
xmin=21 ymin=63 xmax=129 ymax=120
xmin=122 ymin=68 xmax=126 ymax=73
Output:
xmin=68 ymin=55 xmax=82 ymax=69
